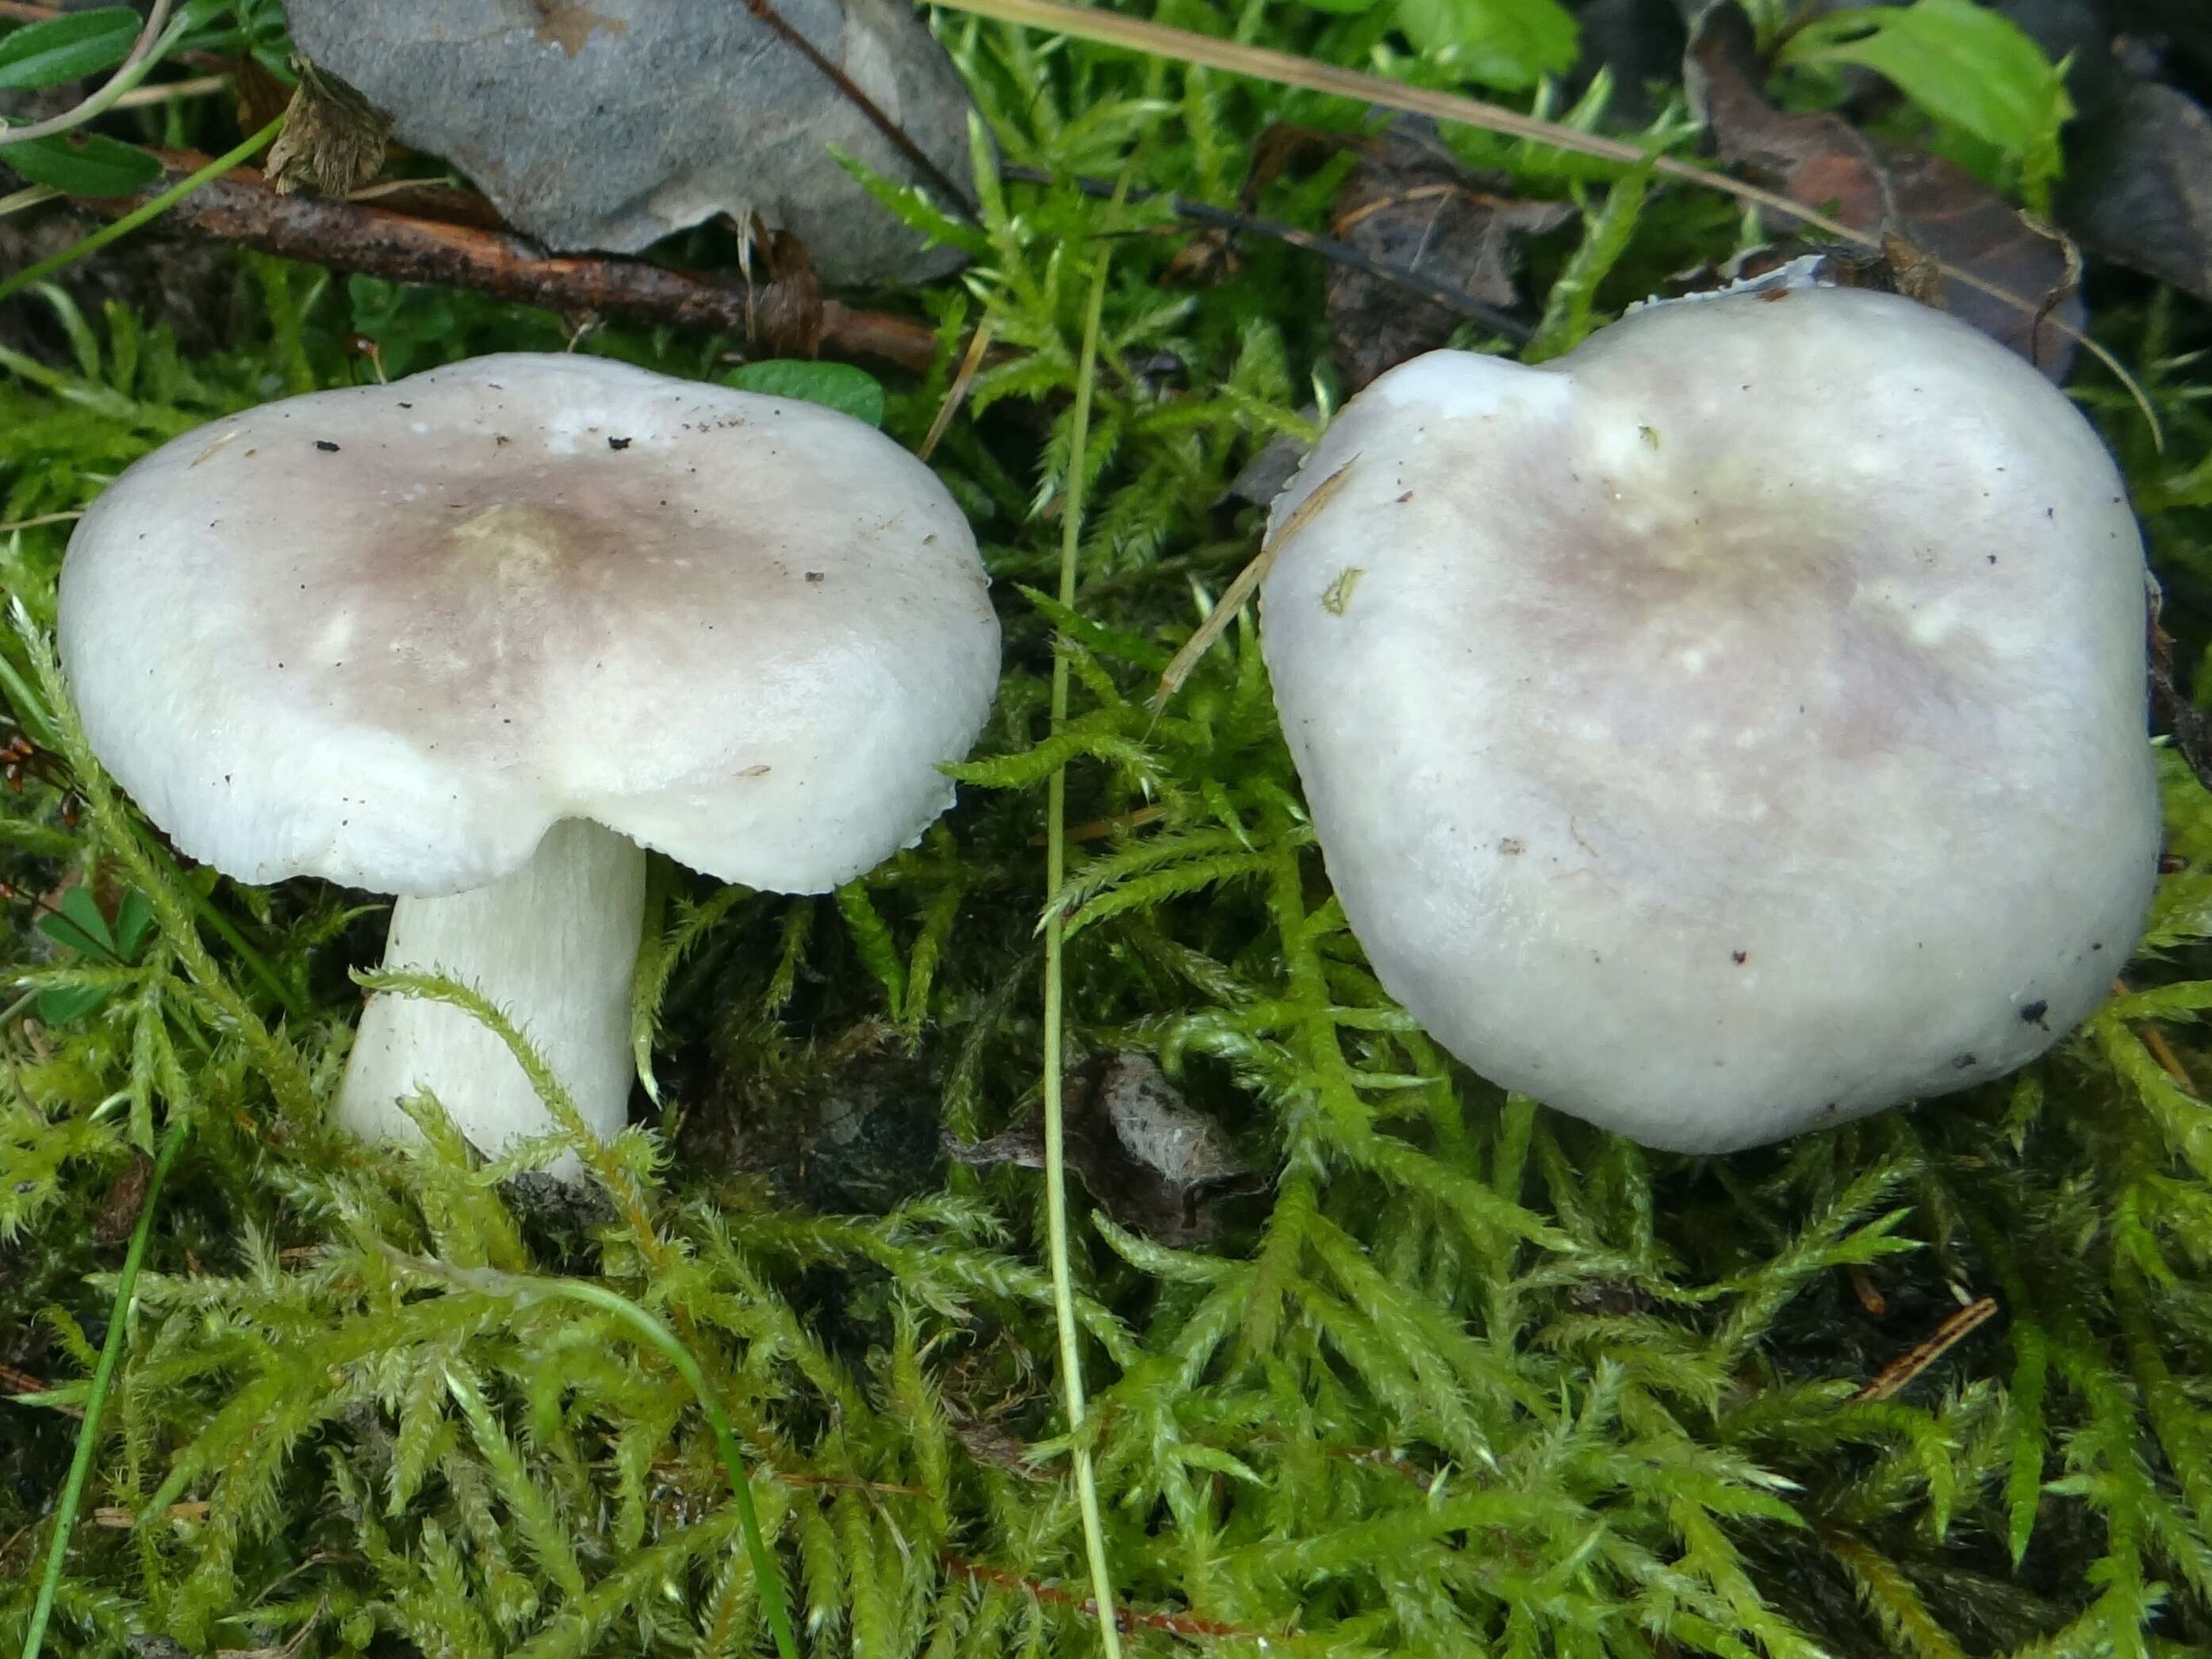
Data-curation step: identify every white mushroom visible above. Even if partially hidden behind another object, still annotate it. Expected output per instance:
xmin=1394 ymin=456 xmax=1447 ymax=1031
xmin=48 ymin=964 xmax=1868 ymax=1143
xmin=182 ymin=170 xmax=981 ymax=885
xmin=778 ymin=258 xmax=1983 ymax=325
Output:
xmin=59 ymin=354 xmax=1001 ymax=1166
xmin=1259 ymin=277 xmax=2159 ymax=1152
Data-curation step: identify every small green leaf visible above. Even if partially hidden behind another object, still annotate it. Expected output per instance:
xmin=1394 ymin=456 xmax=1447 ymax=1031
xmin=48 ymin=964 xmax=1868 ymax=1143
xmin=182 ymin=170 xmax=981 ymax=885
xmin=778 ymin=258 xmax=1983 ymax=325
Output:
xmin=0 ymin=7 xmax=140 ymax=94
xmin=723 ymin=359 xmax=887 ymax=428
xmin=113 ymin=887 xmax=153 ymax=960
xmin=1393 ymin=0 xmax=1580 ymax=89
xmin=1304 ymin=0 xmax=1382 ymax=14
xmin=39 ymin=885 xmax=116 ymax=960
xmin=174 ymin=0 xmax=251 ymax=48
xmin=35 ymin=983 xmax=111 ymax=1025
xmin=1780 ymin=0 xmax=2072 ymax=177
xmin=1 ymin=131 xmax=162 ymax=197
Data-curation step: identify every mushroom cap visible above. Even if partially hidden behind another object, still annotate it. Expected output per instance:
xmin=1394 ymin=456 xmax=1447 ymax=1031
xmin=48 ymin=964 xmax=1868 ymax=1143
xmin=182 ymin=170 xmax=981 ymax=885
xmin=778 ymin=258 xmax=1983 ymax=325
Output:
xmin=59 ymin=354 xmax=1001 ymax=896
xmin=1259 ymin=285 xmax=2159 ymax=1152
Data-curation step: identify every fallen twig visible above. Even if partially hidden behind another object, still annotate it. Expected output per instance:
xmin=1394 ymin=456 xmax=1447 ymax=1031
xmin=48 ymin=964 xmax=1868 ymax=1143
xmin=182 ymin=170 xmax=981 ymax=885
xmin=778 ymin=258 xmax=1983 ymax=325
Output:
xmin=62 ymin=152 xmax=943 ymax=373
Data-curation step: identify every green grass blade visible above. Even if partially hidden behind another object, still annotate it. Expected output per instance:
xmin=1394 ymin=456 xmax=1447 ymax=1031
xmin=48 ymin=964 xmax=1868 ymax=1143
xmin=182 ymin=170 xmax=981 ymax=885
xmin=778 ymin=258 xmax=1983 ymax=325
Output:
xmin=20 ymin=1110 xmax=189 ymax=1659
xmin=1041 ymin=224 xmax=1125 ymax=1659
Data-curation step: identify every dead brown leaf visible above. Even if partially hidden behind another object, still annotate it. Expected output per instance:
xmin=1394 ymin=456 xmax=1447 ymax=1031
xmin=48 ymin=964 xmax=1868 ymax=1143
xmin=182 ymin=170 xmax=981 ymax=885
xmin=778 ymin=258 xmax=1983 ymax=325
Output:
xmin=229 ymin=54 xmax=293 ymax=137
xmin=1877 ymin=231 xmax=1946 ymax=306
xmin=949 ymin=1415 xmax=1050 ymax=1477
xmin=1685 ymin=2 xmax=2081 ymax=377
xmin=263 ymin=59 xmax=391 ymax=198
xmin=2064 ymin=79 xmax=2212 ymax=305
xmin=1327 ymin=119 xmax=1571 ymax=391
xmin=92 ymin=1147 xmax=152 ymax=1247
xmin=738 ymin=220 xmax=826 ymax=362
xmin=945 ymin=1052 xmax=1262 ymax=1246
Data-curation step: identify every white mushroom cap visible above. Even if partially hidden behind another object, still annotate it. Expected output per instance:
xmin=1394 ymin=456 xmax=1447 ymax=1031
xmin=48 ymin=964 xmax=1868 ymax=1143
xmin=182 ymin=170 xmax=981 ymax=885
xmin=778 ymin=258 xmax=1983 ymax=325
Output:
xmin=59 ymin=353 xmax=1000 ymax=898
xmin=1260 ymin=284 xmax=2159 ymax=1153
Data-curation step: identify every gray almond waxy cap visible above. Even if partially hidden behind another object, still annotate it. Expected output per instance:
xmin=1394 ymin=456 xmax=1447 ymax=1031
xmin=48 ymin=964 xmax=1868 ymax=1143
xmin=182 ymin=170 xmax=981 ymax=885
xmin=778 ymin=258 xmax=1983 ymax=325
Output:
xmin=58 ymin=352 xmax=1002 ymax=899
xmin=1259 ymin=284 xmax=2159 ymax=1153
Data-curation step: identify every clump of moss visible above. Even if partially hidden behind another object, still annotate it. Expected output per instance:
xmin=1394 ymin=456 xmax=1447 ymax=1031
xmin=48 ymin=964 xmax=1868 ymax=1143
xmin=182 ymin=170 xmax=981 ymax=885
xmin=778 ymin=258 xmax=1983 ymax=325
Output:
xmin=2 ymin=7 xmax=2211 ymax=1657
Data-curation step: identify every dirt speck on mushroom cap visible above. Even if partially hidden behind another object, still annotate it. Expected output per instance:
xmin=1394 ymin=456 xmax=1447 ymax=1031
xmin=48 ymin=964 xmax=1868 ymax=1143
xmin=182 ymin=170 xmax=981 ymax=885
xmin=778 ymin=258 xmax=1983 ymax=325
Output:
xmin=1260 ymin=285 xmax=2159 ymax=1152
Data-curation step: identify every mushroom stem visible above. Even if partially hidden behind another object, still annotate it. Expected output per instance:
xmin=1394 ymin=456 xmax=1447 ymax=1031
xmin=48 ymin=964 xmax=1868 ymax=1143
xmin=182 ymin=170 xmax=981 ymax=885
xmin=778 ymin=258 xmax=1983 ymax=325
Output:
xmin=335 ymin=818 xmax=647 ymax=1165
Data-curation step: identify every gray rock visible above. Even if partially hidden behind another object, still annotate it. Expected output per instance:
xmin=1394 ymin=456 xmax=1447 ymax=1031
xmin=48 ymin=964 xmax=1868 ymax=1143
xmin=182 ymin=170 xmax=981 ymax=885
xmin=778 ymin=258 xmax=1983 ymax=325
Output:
xmin=286 ymin=0 xmax=976 ymax=285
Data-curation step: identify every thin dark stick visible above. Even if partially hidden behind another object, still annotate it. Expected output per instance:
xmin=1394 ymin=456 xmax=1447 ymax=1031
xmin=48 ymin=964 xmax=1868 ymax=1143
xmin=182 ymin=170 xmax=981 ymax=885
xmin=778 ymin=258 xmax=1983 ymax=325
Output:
xmin=65 ymin=153 xmax=944 ymax=373
xmin=1001 ymin=163 xmax=1532 ymax=343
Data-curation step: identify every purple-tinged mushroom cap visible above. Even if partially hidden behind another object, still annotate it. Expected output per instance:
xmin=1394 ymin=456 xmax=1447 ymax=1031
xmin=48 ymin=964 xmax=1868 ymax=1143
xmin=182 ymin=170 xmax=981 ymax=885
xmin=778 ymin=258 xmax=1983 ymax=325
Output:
xmin=60 ymin=353 xmax=1001 ymax=1165
xmin=1259 ymin=281 xmax=2158 ymax=1152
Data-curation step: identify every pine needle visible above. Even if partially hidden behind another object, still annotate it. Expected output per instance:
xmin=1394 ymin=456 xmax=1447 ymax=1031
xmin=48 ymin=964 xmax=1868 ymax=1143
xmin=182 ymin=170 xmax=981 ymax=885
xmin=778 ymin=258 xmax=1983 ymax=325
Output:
xmin=1854 ymin=1297 xmax=2000 ymax=1402
xmin=919 ymin=312 xmax=997 ymax=464
xmin=1152 ymin=454 xmax=1358 ymax=710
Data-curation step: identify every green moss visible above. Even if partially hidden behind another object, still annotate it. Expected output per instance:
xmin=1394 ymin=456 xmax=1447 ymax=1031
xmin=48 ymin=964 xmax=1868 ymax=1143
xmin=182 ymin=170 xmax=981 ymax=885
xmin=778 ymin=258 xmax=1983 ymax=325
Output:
xmin=4 ymin=6 xmax=2212 ymax=1655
